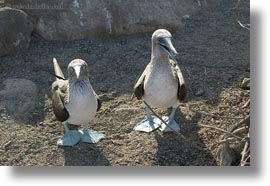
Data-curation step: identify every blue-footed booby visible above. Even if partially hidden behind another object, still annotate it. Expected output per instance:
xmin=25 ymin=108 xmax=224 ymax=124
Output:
xmin=133 ymin=29 xmax=187 ymax=133
xmin=51 ymin=58 xmax=105 ymax=146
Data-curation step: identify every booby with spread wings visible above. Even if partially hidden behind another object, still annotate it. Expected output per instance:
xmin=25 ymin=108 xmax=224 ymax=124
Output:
xmin=51 ymin=58 xmax=104 ymax=146
xmin=133 ymin=29 xmax=187 ymax=133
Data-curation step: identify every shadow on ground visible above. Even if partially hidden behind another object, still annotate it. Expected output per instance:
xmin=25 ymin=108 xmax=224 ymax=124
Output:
xmin=154 ymin=108 xmax=216 ymax=166
xmin=62 ymin=143 xmax=110 ymax=166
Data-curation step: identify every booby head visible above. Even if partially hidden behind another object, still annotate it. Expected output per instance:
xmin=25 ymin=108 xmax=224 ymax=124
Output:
xmin=151 ymin=29 xmax=178 ymax=62
xmin=67 ymin=59 xmax=89 ymax=81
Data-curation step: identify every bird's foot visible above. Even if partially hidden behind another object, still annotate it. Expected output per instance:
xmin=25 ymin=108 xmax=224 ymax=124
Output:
xmin=57 ymin=130 xmax=81 ymax=146
xmin=79 ymin=128 xmax=105 ymax=143
xmin=158 ymin=116 xmax=180 ymax=133
xmin=134 ymin=117 xmax=161 ymax=132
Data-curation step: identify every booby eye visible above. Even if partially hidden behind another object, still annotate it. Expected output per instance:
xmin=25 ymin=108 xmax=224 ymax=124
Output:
xmin=158 ymin=38 xmax=163 ymax=43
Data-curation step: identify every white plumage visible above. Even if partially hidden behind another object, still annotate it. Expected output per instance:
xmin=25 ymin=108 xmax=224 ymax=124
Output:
xmin=144 ymin=59 xmax=179 ymax=109
xmin=65 ymin=81 xmax=97 ymax=125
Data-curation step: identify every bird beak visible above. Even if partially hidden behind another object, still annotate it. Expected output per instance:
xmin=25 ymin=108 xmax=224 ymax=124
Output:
xmin=159 ymin=37 xmax=178 ymax=62
xmin=74 ymin=66 xmax=81 ymax=79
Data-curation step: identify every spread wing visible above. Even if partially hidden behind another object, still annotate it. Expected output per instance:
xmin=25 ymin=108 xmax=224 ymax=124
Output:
xmin=51 ymin=58 xmax=69 ymax=122
xmin=51 ymin=80 xmax=69 ymax=122
xmin=171 ymin=60 xmax=187 ymax=101
xmin=133 ymin=63 xmax=151 ymax=100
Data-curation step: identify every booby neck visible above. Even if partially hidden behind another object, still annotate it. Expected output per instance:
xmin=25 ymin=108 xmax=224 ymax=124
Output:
xmin=68 ymin=78 xmax=89 ymax=85
xmin=68 ymin=79 xmax=93 ymax=96
xmin=151 ymin=45 xmax=170 ymax=64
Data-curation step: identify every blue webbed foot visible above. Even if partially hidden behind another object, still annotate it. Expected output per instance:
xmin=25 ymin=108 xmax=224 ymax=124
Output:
xmin=57 ymin=130 xmax=80 ymax=147
xmin=158 ymin=116 xmax=180 ymax=133
xmin=79 ymin=125 xmax=105 ymax=143
xmin=134 ymin=105 xmax=161 ymax=132
xmin=134 ymin=117 xmax=161 ymax=132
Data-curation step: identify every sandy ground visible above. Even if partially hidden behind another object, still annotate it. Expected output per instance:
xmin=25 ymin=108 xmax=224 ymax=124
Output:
xmin=0 ymin=0 xmax=250 ymax=166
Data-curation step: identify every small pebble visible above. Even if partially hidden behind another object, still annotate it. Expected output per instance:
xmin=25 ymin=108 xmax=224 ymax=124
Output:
xmin=195 ymin=88 xmax=205 ymax=96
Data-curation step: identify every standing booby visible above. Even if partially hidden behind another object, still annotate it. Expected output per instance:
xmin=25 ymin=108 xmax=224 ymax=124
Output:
xmin=133 ymin=29 xmax=187 ymax=133
xmin=51 ymin=58 xmax=105 ymax=146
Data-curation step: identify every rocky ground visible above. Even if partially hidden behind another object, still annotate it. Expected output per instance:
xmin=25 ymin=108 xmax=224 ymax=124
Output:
xmin=0 ymin=0 xmax=250 ymax=166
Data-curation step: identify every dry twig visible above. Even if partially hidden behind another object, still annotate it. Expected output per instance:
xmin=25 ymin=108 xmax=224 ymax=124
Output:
xmin=231 ymin=0 xmax=241 ymax=9
xmin=0 ymin=128 xmax=5 ymax=135
xmin=229 ymin=115 xmax=250 ymax=132
xmin=232 ymin=126 xmax=247 ymax=134
xmin=240 ymin=132 xmax=250 ymax=166
xmin=194 ymin=123 xmax=244 ymax=141
xmin=216 ymin=137 xmax=236 ymax=144
xmin=189 ymin=108 xmax=244 ymax=119
xmin=238 ymin=20 xmax=250 ymax=31
xmin=144 ymin=101 xmax=181 ymax=136
xmin=242 ymin=99 xmax=250 ymax=108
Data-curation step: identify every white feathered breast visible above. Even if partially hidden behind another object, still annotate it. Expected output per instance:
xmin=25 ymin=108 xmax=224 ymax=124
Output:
xmin=65 ymin=81 xmax=97 ymax=125
xmin=144 ymin=61 xmax=178 ymax=109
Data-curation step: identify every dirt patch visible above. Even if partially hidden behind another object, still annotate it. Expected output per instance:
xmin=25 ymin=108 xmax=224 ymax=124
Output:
xmin=0 ymin=0 xmax=250 ymax=166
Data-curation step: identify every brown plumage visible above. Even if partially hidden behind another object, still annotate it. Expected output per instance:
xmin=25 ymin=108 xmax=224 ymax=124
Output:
xmin=51 ymin=80 xmax=69 ymax=122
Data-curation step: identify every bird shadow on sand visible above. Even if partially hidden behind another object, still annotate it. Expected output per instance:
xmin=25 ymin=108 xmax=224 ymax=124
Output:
xmin=154 ymin=108 xmax=217 ymax=166
xmin=61 ymin=142 xmax=111 ymax=166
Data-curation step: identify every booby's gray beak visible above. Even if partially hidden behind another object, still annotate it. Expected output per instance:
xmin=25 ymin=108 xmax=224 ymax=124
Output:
xmin=74 ymin=66 xmax=81 ymax=79
xmin=159 ymin=37 xmax=178 ymax=62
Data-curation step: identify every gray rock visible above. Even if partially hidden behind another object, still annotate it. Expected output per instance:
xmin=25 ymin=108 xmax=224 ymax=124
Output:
xmin=218 ymin=143 xmax=238 ymax=166
xmin=0 ymin=7 xmax=33 ymax=56
xmin=195 ymin=88 xmax=205 ymax=96
xmin=4 ymin=0 xmax=220 ymax=41
xmin=0 ymin=79 xmax=38 ymax=124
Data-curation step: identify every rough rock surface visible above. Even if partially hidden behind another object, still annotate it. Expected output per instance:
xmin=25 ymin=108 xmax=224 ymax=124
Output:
xmin=0 ymin=7 xmax=33 ymax=56
xmin=0 ymin=79 xmax=38 ymax=124
xmin=4 ymin=0 xmax=220 ymax=40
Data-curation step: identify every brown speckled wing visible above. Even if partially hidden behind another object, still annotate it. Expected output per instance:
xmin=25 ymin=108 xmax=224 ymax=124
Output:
xmin=171 ymin=60 xmax=187 ymax=102
xmin=51 ymin=80 xmax=69 ymax=122
xmin=93 ymin=91 xmax=102 ymax=112
xmin=133 ymin=63 xmax=151 ymax=100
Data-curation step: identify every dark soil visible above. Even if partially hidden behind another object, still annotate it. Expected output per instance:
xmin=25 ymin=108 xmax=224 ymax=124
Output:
xmin=0 ymin=0 xmax=250 ymax=166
